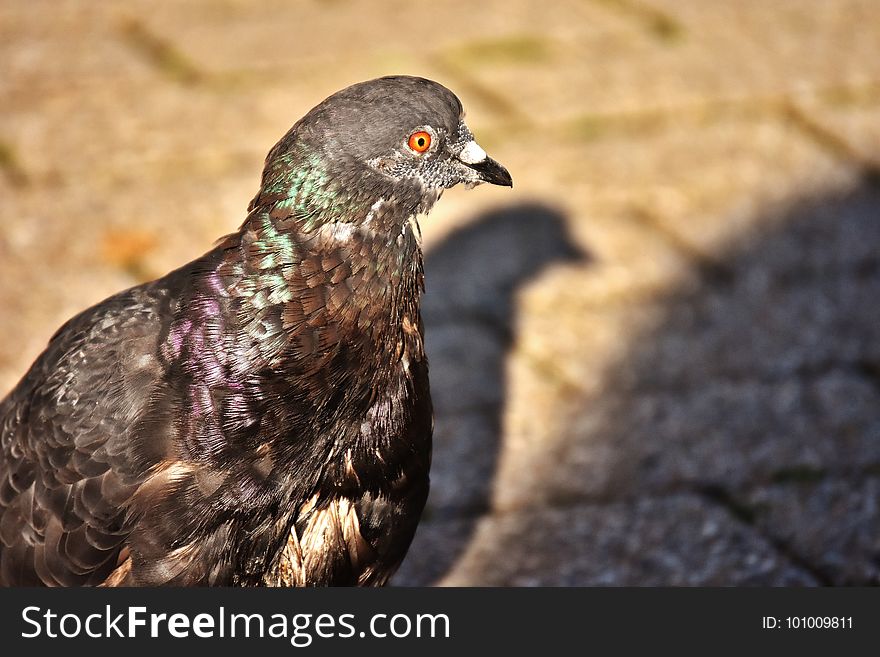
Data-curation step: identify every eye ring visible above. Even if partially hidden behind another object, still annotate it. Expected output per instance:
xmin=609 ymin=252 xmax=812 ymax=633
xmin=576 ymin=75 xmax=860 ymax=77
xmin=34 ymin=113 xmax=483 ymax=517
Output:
xmin=407 ymin=130 xmax=432 ymax=153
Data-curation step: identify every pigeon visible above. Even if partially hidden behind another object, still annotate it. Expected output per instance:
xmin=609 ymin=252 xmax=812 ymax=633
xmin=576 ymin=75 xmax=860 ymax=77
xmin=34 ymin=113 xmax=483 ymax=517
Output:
xmin=0 ymin=75 xmax=512 ymax=586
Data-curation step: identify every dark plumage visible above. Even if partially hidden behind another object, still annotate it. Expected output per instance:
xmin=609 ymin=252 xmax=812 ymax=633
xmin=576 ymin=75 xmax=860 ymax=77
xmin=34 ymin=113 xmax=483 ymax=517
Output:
xmin=0 ymin=76 xmax=512 ymax=586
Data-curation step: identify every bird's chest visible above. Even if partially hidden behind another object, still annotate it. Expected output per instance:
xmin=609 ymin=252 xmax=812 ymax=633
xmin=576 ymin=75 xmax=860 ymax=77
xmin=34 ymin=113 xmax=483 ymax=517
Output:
xmin=321 ymin=329 xmax=431 ymax=496
xmin=222 ymin=230 xmax=432 ymax=583
xmin=256 ymin=351 xmax=431 ymax=586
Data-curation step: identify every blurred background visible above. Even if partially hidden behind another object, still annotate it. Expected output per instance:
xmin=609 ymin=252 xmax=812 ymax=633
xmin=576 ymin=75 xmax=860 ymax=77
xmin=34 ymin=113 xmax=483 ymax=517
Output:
xmin=2 ymin=0 xmax=880 ymax=585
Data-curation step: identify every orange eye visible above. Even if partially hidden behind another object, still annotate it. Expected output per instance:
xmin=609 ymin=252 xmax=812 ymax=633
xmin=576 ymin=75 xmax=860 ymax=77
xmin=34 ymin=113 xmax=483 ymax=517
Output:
xmin=407 ymin=131 xmax=432 ymax=153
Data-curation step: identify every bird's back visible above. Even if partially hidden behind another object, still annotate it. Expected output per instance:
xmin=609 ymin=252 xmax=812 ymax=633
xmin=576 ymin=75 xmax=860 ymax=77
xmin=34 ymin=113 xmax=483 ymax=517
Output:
xmin=0 ymin=281 xmax=174 ymax=585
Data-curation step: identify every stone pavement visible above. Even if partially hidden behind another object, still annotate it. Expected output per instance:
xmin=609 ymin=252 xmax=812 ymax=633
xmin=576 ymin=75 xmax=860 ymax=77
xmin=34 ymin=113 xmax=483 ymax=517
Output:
xmin=1 ymin=0 xmax=879 ymax=585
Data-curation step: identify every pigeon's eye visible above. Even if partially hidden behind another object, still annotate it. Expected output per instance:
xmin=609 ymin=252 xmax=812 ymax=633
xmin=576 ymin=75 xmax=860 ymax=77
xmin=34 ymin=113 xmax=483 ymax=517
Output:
xmin=407 ymin=131 xmax=432 ymax=153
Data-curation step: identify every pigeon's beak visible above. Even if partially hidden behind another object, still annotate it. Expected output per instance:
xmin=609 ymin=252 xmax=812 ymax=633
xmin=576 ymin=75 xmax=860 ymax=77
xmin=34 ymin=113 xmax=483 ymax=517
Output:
xmin=457 ymin=140 xmax=513 ymax=188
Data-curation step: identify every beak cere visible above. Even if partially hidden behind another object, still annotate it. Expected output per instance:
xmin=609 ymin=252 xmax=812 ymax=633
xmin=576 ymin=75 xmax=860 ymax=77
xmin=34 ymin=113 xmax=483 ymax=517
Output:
xmin=458 ymin=140 xmax=513 ymax=188
xmin=459 ymin=140 xmax=488 ymax=165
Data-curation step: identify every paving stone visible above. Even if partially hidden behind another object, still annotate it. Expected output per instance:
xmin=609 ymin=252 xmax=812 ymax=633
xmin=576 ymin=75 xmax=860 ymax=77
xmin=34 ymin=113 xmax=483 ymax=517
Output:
xmin=450 ymin=0 xmax=880 ymax=126
xmin=472 ymin=116 xmax=861 ymax=328
xmin=642 ymin=0 xmax=880 ymax=94
xmin=522 ymin=209 xmax=877 ymax=502
xmin=0 ymin=84 xmax=270 ymax=185
xmin=515 ymin=180 xmax=880 ymax=403
xmin=123 ymin=0 xmax=627 ymax=79
xmin=392 ymin=515 xmax=477 ymax=587
xmin=396 ymin=495 xmax=817 ymax=586
xmin=793 ymin=100 xmax=880 ymax=170
xmin=479 ymin=183 xmax=880 ymax=510
xmin=619 ymin=186 xmax=880 ymax=388
xmin=566 ymin=116 xmax=855 ymax=257
xmin=488 ymin=368 xmax=880 ymax=510
xmin=0 ymin=1 xmax=154 ymax=95
xmin=426 ymin=323 xmax=506 ymax=417
xmin=632 ymin=273 xmax=880 ymax=389
xmin=589 ymin=374 xmax=878 ymax=490
xmin=748 ymin=477 xmax=880 ymax=585
xmin=424 ymin=412 xmax=500 ymax=518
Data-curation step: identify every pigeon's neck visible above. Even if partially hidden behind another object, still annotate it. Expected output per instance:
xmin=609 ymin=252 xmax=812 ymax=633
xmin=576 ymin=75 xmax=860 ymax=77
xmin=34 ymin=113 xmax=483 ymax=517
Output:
xmin=220 ymin=184 xmax=428 ymax=371
xmin=248 ymin=149 xmax=372 ymax=230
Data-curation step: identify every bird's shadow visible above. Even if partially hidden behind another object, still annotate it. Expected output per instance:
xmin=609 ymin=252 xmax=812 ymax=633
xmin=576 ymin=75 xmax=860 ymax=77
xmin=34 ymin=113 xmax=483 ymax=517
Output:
xmin=394 ymin=202 xmax=591 ymax=585
xmin=395 ymin=177 xmax=880 ymax=586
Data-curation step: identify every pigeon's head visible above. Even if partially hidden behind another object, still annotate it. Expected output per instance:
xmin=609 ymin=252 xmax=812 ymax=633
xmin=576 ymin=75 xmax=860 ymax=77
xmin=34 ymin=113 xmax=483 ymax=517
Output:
xmin=287 ymin=76 xmax=513 ymax=196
